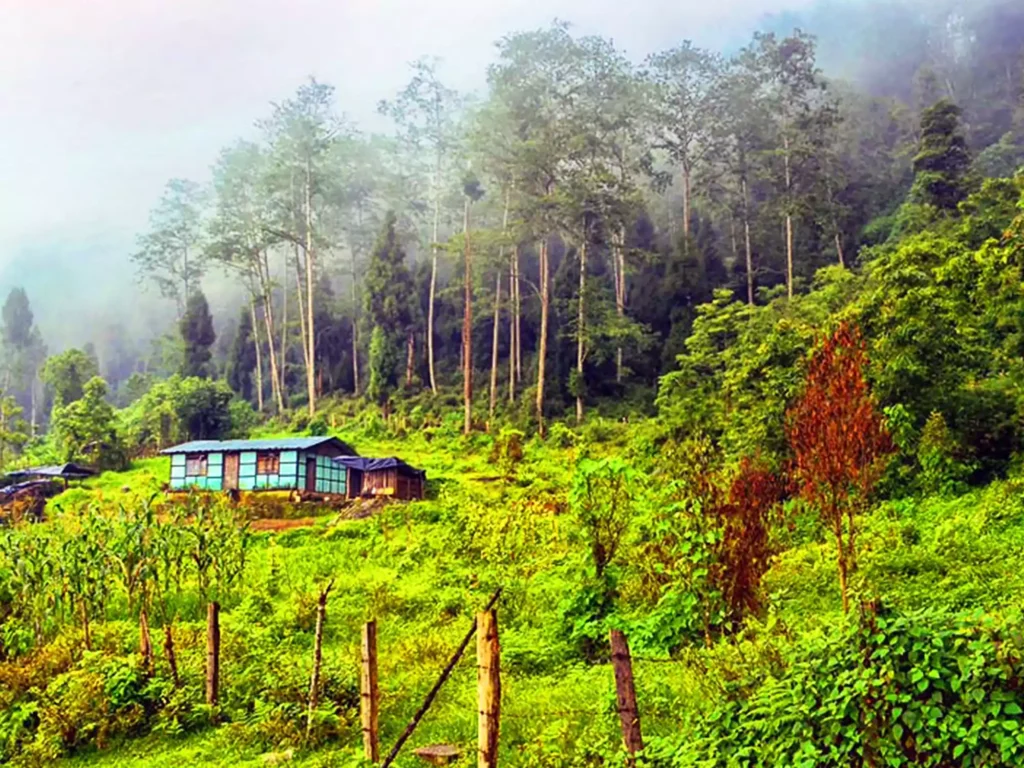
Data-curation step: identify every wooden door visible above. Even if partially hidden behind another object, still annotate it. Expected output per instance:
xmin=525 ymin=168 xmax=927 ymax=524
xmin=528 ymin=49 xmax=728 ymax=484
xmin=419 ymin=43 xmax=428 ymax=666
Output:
xmin=305 ymin=456 xmax=317 ymax=492
xmin=223 ymin=453 xmax=240 ymax=491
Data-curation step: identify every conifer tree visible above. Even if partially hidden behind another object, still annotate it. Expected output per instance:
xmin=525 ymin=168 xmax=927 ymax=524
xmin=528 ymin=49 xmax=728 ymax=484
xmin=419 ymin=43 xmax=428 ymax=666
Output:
xmin=180 ymin=290 xmax=216 ymax=379
xmin=911 ymin=100 xmax=974 ymax=210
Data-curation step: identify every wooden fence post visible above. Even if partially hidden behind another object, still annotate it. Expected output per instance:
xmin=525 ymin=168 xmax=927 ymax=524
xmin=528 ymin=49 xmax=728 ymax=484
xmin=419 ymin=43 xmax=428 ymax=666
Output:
xmin=362 ymin=620 xmax=380 ymax=763
xmin=206 ymin=601 xmax=220 ymax=707
xmin=609 ymin=629 xmax=642 ymax=763
xmin=307 ymin=580 xmax=334 ymax=738
xmin=381 ymin=589 xmax=502 ymax=768
xmin=477 ymin=609 xmax=500 ymax=768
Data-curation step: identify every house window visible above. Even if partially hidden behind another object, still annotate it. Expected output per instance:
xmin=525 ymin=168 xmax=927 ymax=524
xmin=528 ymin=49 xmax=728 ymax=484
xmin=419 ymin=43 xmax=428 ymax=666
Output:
xmin=185 ymin=454 xmax=208 ymax=476
xmin=257 ymin=451 xmax=280 ymax=475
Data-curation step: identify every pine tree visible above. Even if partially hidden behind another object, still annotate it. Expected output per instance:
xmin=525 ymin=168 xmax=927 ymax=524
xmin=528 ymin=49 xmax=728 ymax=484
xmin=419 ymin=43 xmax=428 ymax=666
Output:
xmin=363 ymin=212 xmax=415 ymax=410
xmin=911 ymin=100 xmax=974 ymax=210
xmin=180 ymin=290 xmax=216 ymax=378
xmin=226 ymin=306 xmax=256 ymax=403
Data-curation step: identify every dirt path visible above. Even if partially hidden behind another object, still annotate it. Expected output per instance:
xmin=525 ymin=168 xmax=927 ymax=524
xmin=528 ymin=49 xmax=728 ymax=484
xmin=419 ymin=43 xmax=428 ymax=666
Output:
xmin=250 ymin=517 xmax=318 ymax=532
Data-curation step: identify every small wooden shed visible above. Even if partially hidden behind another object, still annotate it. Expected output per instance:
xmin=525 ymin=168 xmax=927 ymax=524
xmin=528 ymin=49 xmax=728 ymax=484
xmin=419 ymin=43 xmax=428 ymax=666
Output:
xmin=161 ymin=437 xmax=356 ymax=495
xmin=334 ymin=457 xmax=426 ymax=500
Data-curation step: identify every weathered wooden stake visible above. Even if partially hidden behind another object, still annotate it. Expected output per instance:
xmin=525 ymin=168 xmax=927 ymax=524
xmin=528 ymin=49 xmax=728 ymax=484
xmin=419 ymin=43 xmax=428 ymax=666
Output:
xmin=307 ymin=581 xmax=334 ymax=738
xmin=381 ymin=589 xmax=502 ymax=768
xmin=610 ymin=629 xmax=643 ymax=763
xmin=361 ymin=620 xmax=380 ymax=762
xmin=477 ymin=610 xmax=500 ymax=768
xmin=206 ymin=601 xmax=220 ymax=706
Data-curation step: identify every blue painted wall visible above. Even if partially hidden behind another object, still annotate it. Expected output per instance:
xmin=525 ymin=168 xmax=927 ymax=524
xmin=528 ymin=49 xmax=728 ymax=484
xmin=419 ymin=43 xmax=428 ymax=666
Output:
xmin=170 ymin=448 xmax=344 ymax=494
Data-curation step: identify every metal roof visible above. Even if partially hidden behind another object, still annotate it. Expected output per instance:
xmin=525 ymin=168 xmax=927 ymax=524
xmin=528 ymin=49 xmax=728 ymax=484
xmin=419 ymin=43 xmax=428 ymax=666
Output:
xmin=333 ymin=456 xmax=424 ymax=476
xmin=160 ymin=436 xmax=356 ymax=455
xmin=6 ymin=463 xmax=96 ymax=479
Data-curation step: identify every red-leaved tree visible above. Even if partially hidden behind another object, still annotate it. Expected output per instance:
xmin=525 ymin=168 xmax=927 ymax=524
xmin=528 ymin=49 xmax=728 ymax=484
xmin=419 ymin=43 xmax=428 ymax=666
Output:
xmin=718 ymin=456 xmax=787 ymax=627
xmin=787 ymin=322 xmax=894 ymax=613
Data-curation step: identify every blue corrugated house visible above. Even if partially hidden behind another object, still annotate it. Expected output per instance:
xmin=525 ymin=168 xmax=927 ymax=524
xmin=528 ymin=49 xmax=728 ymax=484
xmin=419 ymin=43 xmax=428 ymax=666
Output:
xmin=161 ymin=437 xmax=357 ymax=496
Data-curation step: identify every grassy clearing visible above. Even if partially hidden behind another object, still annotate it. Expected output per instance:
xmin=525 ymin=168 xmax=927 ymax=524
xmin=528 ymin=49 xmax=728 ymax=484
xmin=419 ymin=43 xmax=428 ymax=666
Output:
xmin=3 ymin=416 xmax=1020 ymax=767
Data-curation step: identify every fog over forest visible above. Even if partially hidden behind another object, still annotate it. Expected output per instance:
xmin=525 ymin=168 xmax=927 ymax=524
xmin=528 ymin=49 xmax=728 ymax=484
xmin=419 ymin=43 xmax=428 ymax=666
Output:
xmin=0 ymin=0 xmax=1020 ymax=398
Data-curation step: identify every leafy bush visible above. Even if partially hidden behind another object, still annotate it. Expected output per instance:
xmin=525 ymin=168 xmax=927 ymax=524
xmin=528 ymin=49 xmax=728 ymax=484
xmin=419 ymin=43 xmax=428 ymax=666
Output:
xmin=653 ymin=605 xmax=1024 ymax=768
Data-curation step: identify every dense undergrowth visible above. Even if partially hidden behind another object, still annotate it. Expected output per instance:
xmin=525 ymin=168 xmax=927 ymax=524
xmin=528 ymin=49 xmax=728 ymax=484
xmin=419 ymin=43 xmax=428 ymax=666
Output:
xmin=0 ymin=414 xmax=1021 ymax=767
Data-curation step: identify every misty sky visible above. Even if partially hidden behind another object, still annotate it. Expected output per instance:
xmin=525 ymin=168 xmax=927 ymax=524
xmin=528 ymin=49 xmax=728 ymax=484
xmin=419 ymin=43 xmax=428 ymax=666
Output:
xmin=0 ymin=0 xmax=816 ymax=347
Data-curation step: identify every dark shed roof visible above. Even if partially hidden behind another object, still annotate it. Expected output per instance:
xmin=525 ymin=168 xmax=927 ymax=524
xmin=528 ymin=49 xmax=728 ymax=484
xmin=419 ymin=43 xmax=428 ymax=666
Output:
xmin=6 ymin=463 xmax=97 ymax=480
xmin=161 ymin=437 xmax=356 ymax=455
xmin=333 ymin=456 xmax=425 ymax=477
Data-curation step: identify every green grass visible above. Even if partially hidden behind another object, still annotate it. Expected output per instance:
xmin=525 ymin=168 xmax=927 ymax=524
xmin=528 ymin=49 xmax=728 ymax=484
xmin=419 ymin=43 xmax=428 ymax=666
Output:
xmin=5 ymin=417 xmax=1023 ymax=767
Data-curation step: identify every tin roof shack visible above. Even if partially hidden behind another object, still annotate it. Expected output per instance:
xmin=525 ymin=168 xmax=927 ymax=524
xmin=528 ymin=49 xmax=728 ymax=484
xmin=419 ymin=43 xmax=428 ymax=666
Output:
xmin=5 ymin=463 xmax=96 ymax=488
xmin=161 ymin=437 xmax=356 ymax=496
xmin=334 ymin=457 xmax=426 ymax=500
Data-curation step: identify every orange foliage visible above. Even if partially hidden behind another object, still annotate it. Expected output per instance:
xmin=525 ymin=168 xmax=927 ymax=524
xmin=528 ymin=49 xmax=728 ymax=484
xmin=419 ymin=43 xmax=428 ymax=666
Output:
xmin=787 ymin=322 xmax=894 ymax=612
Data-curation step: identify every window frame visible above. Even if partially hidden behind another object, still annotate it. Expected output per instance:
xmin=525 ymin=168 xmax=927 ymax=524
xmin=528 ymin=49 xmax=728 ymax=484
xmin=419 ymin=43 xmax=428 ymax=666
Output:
xmin=185 ymin=454 xmax=208 ymax=477
xmin=256 ymin=451 xmax=280 ymax=476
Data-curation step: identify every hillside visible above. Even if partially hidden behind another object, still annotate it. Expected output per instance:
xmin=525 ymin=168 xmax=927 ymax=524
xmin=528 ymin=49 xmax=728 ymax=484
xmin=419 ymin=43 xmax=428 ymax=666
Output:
xmin=1 ymin=7 xmax=1024 ymax=764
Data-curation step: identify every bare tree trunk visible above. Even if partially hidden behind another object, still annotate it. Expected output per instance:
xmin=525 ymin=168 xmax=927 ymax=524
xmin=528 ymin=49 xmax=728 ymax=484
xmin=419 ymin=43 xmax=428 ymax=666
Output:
xmin=682 ymin=164 xmax=692 ymax=245
xmin=293 ymin=251 xmax=310 ymax=379
xmin=490 ymin=189 xmax=509 ymax=424
xmin=427 ymin=160 xmax=441 ymax=394
xmin=741 ymin=175 xmax=755 ymax=306
xmin=783 ymin=133 xmax=794 ymax=299
xmin=351 ymin=246 xmax=361 ymax=395
xmin=489 ymin=271 xmax=501 ymax=427
xmin=163 ymin=623 xmax=180 ymax=688
xmin=576 ymin=239 xmax=587 ymax=424
xmin=463 ymin=197 xmax=473 ymax=436
xmin=281 ymin=252 xmax=289 ymax=398
xmin=835 ymin=232 xmax=846 ymax=268
xmin=405 ymin=330 xmax=415 ymax=388
xmin=614 ymin=227 xmax=626 ymax=384
xmin=29 ymin=376 xmax=37 ymax=438
xmin=250 ymin=299 xmax=264 ymax=413
xmin=206 ymin=601 xmax=220 ymax=707
xmin=306 ymin=582 xmax=332 ymax=738
xmin=730 ymin=217 xmax=738 ymax=265
xmin=513 ymin=246 xmax=522 ymax=384
xmin=304 ymin=159 xmax=317 ymax=416
xmin=259 ymin=254 xmax=285 ymax=412
xmin=508 ymin=261 xmax=516 ymax=404
xmin=536 ymin=239 xmax=549 ymax=435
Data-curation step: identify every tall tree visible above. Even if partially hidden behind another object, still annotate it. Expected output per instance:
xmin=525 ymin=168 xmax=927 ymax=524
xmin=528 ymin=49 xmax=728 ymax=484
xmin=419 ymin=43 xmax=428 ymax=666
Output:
xmin=757 ymin=31 xmax=831 ymax=298
xmin=911 ymin=99 xmax=974 ymax=211
xmin=132 ymin=178 xmax=206 ymax=316
xmin=261 ymin=78 xmax=341 ymax=416
xmin=461 ymin=176 xmax=485 ymax=434
xmin=716 ymin=43 xmax=771 ymax=305
xmin=41 ymin=349 xmax=100 ymax=407
xmin=226 ymin=306 xmax=256 ymax=404
xmin=647 ymin=42 xmax=725 ymax=245
xmin=364 ymin=212 xmax=415 ymax=413
xmin=0 ymin=288 xmax=46 ymax=432
xmin=379 ymin=59 xmax=465 ymax=395
xmin=787 ymin=324 xmax=894 ymax=613
xmin=207 ymin=140 xmax=284 ymax=412
xmin=180 ymin=290 xmax=216 ymax=379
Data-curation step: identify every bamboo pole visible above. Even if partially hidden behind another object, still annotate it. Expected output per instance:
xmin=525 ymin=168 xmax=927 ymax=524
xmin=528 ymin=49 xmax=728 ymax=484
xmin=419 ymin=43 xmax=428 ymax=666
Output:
xmin=380 ymin=589 xmax=502 ymax=768
xmin=477 ymin=610 xmax=500 ymax=768
xmin=610 ymin=629 xmax=642 ymax=764
xmin=362 ymin=621 xmax=380 ymax=763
